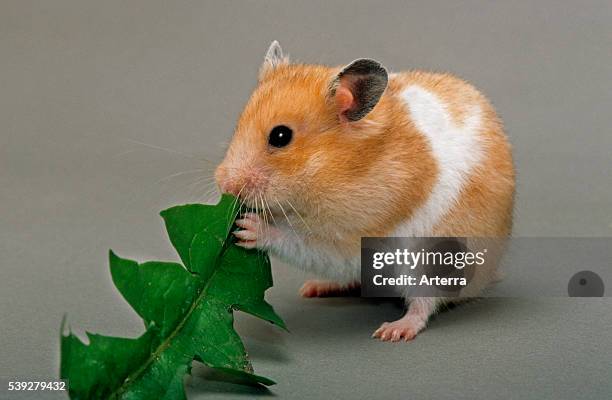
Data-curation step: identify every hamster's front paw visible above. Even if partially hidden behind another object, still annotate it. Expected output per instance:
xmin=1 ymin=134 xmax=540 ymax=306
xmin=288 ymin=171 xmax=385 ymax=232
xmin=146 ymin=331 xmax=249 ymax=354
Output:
xmin=234 ymin=212 xmax=280 ymax=250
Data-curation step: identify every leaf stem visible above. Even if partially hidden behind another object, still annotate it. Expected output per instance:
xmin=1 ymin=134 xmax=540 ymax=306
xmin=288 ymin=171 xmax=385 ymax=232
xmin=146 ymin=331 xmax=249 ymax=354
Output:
xmin=108 ymin=244 xmax=233 ymax=399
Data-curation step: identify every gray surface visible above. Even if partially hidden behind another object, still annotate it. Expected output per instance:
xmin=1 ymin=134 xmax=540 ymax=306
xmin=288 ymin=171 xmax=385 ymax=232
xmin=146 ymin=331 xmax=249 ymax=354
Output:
xmin=1 ymin=1 xmax=611 ymax=399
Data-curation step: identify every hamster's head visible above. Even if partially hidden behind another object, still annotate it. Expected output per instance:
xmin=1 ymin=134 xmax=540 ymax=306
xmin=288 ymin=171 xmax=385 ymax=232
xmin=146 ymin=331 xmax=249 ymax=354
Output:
xmin=215 ymin=41 xmax=389 ymax=231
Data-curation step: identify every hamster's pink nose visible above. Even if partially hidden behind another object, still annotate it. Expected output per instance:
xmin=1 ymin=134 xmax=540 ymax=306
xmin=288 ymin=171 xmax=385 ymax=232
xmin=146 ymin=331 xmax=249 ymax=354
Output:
xmin=220 ymin=180 xmax=241 ymax=196
xmin=218 ymin=173 xmax=268 ymax=199
xmin=215 ymin=164 xmax=269 ymax=198
xmin=215 ymin=165 xmax=240 ymax=196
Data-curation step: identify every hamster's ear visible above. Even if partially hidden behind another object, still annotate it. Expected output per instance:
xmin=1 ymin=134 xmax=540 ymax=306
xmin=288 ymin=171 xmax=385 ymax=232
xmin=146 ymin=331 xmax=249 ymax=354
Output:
xmin=329 ymin=59 xmax=388 ymax=122
xmin=259 ymin=40 xmax=289 ymax=80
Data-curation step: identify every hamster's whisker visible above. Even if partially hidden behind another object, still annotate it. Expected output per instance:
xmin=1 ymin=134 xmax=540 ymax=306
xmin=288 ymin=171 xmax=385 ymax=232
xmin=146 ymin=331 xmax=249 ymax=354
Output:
xmin=186 ymin=176 xmax=216 ymax=200
xmin=285 ymin=199 xmax=312 ymax=234
xmin=255 ymin=193 xmax=267 ymax=235
xmin=198 ymin=183 xmax=220 ymax=204
xmin=113 ymin=149 xmax=138 ymax=158
xmin=254 ymin=194 xmax=261 ymax=221
xmin=258 ymin=194 xmax=268 ymax=236
xmin=275 ymin=198 xmax=299 ymax=239
xmin=230 ymin=183 xmax=247 ymax=225
xmin=262 ymin=197 xmax=274 ymax=240
xmin=187 ymin=176 xmax=217 ymax=190
xmin=124 ymin=138 xmax=197 ymax=159
xmin=185 ymin=175 xmax=214 ymax=190
xmin=123 ymin=137 xmax=218 ymax=166
xmin=156 ymin=168 xmax=208 ymax=185
xmin=261 ymin=195 xmax=268 ymax=227
xmin=262 ymin=196 xmax=277 ymax=226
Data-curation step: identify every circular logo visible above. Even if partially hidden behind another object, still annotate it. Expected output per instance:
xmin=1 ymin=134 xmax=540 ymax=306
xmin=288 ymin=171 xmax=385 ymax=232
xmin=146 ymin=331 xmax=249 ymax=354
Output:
xmin=568 ymin=270 xmax=605 ymax=297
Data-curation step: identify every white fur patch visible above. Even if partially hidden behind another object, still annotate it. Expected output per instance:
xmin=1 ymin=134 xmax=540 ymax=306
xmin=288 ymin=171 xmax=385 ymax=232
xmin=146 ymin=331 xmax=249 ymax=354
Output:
xmin=268 ymin=223 xmax=361 ymax=282
xmin=395 ymin=85 xmax=483 ymax=235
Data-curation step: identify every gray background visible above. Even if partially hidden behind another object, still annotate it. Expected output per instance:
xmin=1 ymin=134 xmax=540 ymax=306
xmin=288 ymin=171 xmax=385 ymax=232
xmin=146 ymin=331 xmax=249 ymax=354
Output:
xmin=1 ymin=1 xmax=611 ymax=399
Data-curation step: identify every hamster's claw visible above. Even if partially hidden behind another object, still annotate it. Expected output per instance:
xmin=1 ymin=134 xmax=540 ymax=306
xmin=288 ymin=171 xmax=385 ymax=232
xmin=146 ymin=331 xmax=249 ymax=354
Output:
xmin=234 ymin=212 xmax=280 ymax=249
xmin=233 ymin=229 xmax=257 ymax=241
xmin=234 ymin=212 xmax=261 ymax=249
xmin=372 ymin=320 xmax=420 ymax=342
xmin=235 ymin=239 xmax=257 ymax=249
xmin=235 ymin=212 xmax=259 ymax=230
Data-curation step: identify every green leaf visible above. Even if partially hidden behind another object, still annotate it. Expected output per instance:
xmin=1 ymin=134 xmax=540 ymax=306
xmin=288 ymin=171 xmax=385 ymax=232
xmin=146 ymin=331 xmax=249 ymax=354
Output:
xmin=160 ymin=195 xmax=239 ymax=274
xmin=61 ymin=194 xmax=285 ymax=399
xmin=109 ymin=254 xmax=201 ymax=338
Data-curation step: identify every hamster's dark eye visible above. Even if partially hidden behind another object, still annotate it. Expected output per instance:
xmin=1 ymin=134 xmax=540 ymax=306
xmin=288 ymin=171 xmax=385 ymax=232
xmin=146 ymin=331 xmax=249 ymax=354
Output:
xmin=268 ymin=125 xmax=293 ymax=148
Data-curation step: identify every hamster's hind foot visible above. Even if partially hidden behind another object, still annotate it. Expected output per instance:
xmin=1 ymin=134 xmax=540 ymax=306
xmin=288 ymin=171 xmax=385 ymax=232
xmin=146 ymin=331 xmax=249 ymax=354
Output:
xmin=372 ymin=319 xmax=422 ymax=342
xmin=372 ymin=298 xmax=435 ymax=342
xmin=299 ymin=280 xmax=360 ymax=298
